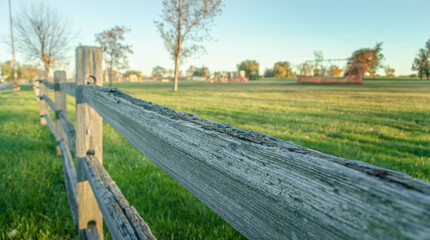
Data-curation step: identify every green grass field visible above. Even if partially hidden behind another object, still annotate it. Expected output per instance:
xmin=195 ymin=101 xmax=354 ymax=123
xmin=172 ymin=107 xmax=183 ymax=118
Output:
xmin=0 ymin=78 xmax=429 ymax=239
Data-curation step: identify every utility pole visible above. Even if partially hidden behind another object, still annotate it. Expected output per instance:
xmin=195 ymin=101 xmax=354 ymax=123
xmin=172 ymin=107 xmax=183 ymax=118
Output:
xmin=9 ymin=0 xmax=17 ymax=82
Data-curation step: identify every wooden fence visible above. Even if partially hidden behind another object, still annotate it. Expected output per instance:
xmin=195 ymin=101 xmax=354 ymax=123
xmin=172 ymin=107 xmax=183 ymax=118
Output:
xmin=35 ymin=46 xmax=430 ymax=240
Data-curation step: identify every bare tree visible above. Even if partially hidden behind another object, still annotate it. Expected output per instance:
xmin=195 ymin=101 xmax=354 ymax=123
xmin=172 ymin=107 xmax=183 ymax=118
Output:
xmin=384 ymin=66 xmax=395 ymax=77
xmin=14 ymin=2 xmax=75 ymax=74
xmin=155 ymin=0 xmax=223 ymax=91
xmin=152 ymin=65 xmax=167 ymax=80
xmin=313 ymin=51 xmax=324 ymax=76
xmin=95 ymin=26 xmax=133 ymax=86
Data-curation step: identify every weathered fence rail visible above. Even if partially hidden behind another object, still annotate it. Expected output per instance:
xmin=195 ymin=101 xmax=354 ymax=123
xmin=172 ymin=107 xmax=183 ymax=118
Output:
xmin=36 ymin=47 xmax=155 ymax=240
xmin=58 ymin=110 xmax=76 ymax=152
xmin=35 ymin=46 xmax=430 ymax=240
xmin=59 ymin=140 xmax=79 ymax=225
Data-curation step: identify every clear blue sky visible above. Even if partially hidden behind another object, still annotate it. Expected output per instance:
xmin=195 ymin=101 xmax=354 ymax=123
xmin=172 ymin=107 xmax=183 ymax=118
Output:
xmin=0 ymin=0 xmax=429 ymax=76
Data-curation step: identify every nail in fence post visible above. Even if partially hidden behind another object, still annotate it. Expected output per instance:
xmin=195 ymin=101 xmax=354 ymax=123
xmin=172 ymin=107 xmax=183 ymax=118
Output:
xmin=54 ymin=71 xmax=67 ymax=156
xmin=75 ymin=46 xmax=104 ymax=239
xmin=38 ymin=71 xmax=48 ymax=125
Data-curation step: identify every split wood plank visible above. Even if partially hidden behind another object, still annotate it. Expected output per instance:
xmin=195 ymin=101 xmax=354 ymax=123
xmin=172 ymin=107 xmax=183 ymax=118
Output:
xmin=60 ymin=82 xmax=76 ymax=97
xmin=82 ymin=156 xmax=155 ymax=240
xmin=83 ymin=86 xmax=430 ymax=240
xmin=59 ymin=140 xmax=78 ymax=227
xmin=55 ymin=71 xmax=68 ymax=155
xmin=38 ymin=71 xmax=48 ymax=125
xmin=75 ymin=46 xmax=104 ymax=239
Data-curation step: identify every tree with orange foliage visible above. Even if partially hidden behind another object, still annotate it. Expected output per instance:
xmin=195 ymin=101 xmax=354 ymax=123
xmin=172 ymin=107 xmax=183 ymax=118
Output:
xmin=328 ymin=65 xmax=341 ymax=77
xmin=273 ymin=61 xmax=293 ymax=78
xmin=348 ymin=42 xmax=384 ymax=78
xmin=273 ymin=65 xmax=287 ymax=78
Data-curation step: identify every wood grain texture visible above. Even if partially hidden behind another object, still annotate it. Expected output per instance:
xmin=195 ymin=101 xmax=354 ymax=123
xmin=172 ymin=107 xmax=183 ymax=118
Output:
xmin=82 ymin=156 xmax=156 ymax=240
xmin=42 ymin=114 xmax=56 ymax=137
xmin=85 ymin=223 xmax=101 ymax=240
xmin=44 ymin=95 xmax=55 ymax=112
xmin=60 ymin=82 xmax=76 ymax=97
xmin=59 ymin=110 xmax=76 ymax=152
xmin=59 ymin=140 xmax=78 ymax=227
xmin=38 ymin=72 xmax=48 ymax=125
xmin=83 ymin=86 xmax=430 ymax=240
xmin=55 ymin=71 xmax=68 ymax=156
xmin=41 ymin=80 xmax=55 ymax=90
xmin=75 ymin=46 xmax=104 ymax=238
xmin=77 ymin=181 xmax=102 ymax=234
xmin=34 ymin=80 xmax=40 ymax=101
xmin=75 ymin=46 xmax=103 ymax=160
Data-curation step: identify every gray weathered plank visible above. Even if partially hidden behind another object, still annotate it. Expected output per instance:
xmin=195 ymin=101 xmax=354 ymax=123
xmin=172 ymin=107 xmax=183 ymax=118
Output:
xmin=44 ymin=95 xmax=55 ymax=112
xmin=83 ymin=86 xmax=430 ymax=240
xmin=55 ymin=71 xmax=68 ymax=156
xmin=41 ymin=80 xmax=55 ymax=90
xmin=60 ymin=82 xmax=76 ymax=97
xmin=75 ymin=46 xmax=104 ymax=239
xmin=124 ymin=207 xmax=155 ymax=240
xmin=59 ymin=140 xmax=78 ymax=227
xmin=82 ymin=155 xmax=156 ymax=240
xmin=43 ymin=114 xmax=56 ymax=137
xmin=77 ymin=181 xmax=100 ymax=240
xmin=58 ymin=110 xmax=76 ymax=152
xmin=34 ymin=80 xmax=40 ymax=101
xmin=38 ymin=72 xmax=48 ymax=125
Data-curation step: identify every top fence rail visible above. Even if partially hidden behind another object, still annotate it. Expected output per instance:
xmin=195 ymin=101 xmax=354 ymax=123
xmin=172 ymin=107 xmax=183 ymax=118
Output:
xmin=36 ymin=46 xmax=430 ymax=240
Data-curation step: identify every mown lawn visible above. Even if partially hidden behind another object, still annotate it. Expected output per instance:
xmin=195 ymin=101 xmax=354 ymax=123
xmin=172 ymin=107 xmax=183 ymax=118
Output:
xmin=0 ymin=78 xmax=429 ymax=239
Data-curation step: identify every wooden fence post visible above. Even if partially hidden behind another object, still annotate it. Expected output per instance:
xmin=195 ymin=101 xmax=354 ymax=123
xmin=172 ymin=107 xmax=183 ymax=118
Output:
xmin=54 ymin=71 xmax=67 ymax=156
xmin=75 ymin=46 xmax=104 ymax=239
xmin=38 ymin=71 xmax=48 ymax=125
xmin=34 ymin=79 xmax=40 ymax=102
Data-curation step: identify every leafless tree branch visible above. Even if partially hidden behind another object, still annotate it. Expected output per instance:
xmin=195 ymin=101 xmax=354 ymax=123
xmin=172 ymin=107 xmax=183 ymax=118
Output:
xmin=14 ymin=2 xmax=76 ymax=74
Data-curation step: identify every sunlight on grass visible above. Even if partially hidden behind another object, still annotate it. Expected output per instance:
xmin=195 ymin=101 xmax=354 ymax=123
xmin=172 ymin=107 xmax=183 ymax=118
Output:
xmin=0 ymin=79 xmax=429 ymax=239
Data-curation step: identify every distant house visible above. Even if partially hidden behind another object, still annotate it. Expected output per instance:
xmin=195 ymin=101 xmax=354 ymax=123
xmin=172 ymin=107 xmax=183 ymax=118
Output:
xmin=207 ymin=71 xmax=248 ymax=83
xmin=104 ymin=68 xmax=121 ymax=83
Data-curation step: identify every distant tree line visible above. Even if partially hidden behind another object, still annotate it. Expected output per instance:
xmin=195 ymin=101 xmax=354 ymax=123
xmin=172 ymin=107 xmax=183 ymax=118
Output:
xmin=191 ymin=66 xmax=210 ymax=78
xmin=412 ymin=40 xmax=430 ymax=80
xmin=1 ymin=61 xmax=38 ymax=81
xmin=123 ymin=70 xmax=142 ymax=80
xmin=264 ymin=61 xmax=295 ymax=78
xmin=151 ymin=65 xmax=210 ymax=80
xmin=238 ymin=60 xmax=259 ymax=80
xmin=7 ymin=0 xmax=409 ymax=87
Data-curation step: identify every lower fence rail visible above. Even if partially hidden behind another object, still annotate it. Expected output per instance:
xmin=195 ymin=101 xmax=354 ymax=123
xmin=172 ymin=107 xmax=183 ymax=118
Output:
xmin=81 ymin=85 xmax=430 ymax=240
xmin=38 ymin=78 xmax=155 ymax=240
xmin=59 ymin=140 xmax=79 ymax=227
xmin=58 ymin=110 xmax=76 ymax=152
xmin=34 ymin=45 xmax=430 ymax=240
xmin=80 ymin=155 xmax=155 ymax=240
xmin=42 ymin=114 xmax=56 ymax=137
